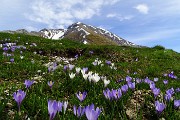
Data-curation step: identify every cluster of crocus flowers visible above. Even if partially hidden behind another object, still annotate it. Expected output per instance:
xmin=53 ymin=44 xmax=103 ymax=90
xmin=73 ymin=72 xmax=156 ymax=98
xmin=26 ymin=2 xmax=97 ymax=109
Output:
xmin=24 ymin=80 xmax=34 ymax=89
xmin=155 ymin=101 xmax=166 ymax=114
xmin=13 ymin=90 xmax=26 ymax=113
xmin=48 ymin=100 xmax=68 ymax=120
xmin=168 ymin=71 xmax=177 ymax=79
xmin=48 ymin=62 xmax=57 ymax=72
xmin=92 ymin=58 xmax=102 ymax=66
xmin=76 ymin=91 xmax=87 ymax=102
xmin=103 ymin=88 xmax=122 ymax=100
xmin=164 ymin=88 xmax=175 ymax=102
xmin=73 ymin=105 xmax=85 ymax=118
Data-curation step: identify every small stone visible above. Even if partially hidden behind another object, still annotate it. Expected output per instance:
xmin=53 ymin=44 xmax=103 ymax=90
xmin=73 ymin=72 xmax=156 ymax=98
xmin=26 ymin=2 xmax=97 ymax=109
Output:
xmin=8 ymin=110 xmax=15 ymax=116
xmin=7 ymin=103 xmax=13 ymax=108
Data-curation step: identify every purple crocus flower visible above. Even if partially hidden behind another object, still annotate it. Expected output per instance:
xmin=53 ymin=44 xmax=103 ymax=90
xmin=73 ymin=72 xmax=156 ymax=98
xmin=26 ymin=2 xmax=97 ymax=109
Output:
xmin=116 ymin=79 xmax=123 ymax=83
xmin=82 ymin=67 xmax=88 ymax=73
xmin=136 ymin=78 xmax=142 ymax=83
xmin=112 ymin=88 xmax=122 ymax=99
xmin=105 ymin=60 xmax=111 ymax=65
xmin=63 ymin=65 xmax=68 ymax=71
xmin=57 ymin=101 xmax=63 ymax=112
xmin=53 ymin=62 xmax=57 ymax=68
xmin=126 ymin=76 xmax=132 ymax=83
xmin=155 ymin=101 xmax=166 ymax=114
xmin=3 ymin=47 xmax=8 ymax=51
xmin=164 ymin=93 xmax=172 ymax=102
xmin=48 ymin=81 xmax=54 ymax=89
xmin=149 ymin=82 xmax=156 ymax=90
xmin=85 ymin=104 xmax=101 ymax=120
xmin=48 ymin=100 xmax=58 ymax=120
xmin=89 ymin=51 xmax=94 ymax=54
xmin=73 ymin=105 xmax=85 ymax=117
xmin=76 ymin=91 xmax=87 ymax=102
xmin=174 ymin=100 xmax=180 ymax=108
xmin=75 ymin=54 xmax=78 ymax=59
xmin=121 ymin=84 xmax=128 ymax=93
xmin=176 ymin=88 xmax=180 ymax=92
xmin=69 ymin=64 xmax=75 ymax=71
xmin=144 ymin=77 xmax=151 ymax=84
xmin=128 ymin=82 xmax=135 ymax=90
xmin=11 ymin=47 xmax=16 ymax=52
xmin=24 ymin=80 xmax=34 ymax=88
xmin=103 ymin=88 xmax=113 ymax=100
xmin=13 ymin=90 xmax=26 ymax=112
xmin=163 ymin=80 xmax=168 ymax=85
xmin=152 ymin=88 xmax=160 ymax=97
xmin=10 ymin=58 xmax=14 ymax=63
xmin=166 ymin=88 xmax=175 ymax=95
xmin=168 ymin=71 xmax=177 ymax=79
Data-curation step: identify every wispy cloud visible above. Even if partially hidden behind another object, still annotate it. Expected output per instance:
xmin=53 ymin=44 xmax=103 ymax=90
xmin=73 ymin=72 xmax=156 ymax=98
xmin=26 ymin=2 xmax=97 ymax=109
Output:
xmin=106 ymin=13 xmax=133 ymax=21
xmin=134 ymin=4 xmax=149 ymax=14
xmin=26 ymin=0 xmax=120 ymax=28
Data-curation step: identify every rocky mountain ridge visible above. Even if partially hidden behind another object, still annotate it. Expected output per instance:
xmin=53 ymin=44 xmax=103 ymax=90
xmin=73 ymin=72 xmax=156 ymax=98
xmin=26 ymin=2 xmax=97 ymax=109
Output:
xmin=1 ymin=22 xmax=139 ymax=47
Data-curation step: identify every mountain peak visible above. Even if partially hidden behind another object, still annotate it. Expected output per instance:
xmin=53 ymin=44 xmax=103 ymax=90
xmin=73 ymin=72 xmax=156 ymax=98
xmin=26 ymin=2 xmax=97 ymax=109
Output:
xmin=1 ymin=22 xmax=140 ymax=47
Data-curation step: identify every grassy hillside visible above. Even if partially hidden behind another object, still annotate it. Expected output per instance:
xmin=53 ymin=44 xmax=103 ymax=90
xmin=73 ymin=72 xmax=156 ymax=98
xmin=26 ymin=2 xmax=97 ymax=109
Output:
xmin=0 ymin=32 xmax=179 ymax=120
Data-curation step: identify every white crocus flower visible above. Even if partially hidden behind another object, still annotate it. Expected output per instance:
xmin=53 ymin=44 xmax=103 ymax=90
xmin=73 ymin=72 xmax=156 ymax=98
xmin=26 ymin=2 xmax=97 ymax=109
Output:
xmin=88 ymin=75 xmax=93 ymax=82
xmin=76 ymin=67 xmax=81 ymax=74
xmin=104 ymin=79 xmax=110 ymax=87
xmin=101 ymin=64 xmax=104 ymax=67
xmin=83 ymin=74 xmax=89 ymax=80
xmin=111 ymin=63 xmax=114 ymax=67
xmin=69 ymin=73 xmax=75 ymax=79
xmin=97 ymin=60 xmax=102 ymax=65
xmin=88 ymin=71 xmax=93 ymax=76
xmin=20 ymin=56 xmax=24 ymax=59
xmin=92 ymin=61 xmax=97 ymax=66
xmin=92 ymin=74 xmax=100 ymax=83
xmin=63 ymin=101 xmax=68 ymax=114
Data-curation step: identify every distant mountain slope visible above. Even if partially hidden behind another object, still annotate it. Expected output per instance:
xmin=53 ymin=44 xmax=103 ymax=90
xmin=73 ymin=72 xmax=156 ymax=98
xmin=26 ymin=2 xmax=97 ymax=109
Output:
xmin=1 ymin=22 xmax=139 ymax=47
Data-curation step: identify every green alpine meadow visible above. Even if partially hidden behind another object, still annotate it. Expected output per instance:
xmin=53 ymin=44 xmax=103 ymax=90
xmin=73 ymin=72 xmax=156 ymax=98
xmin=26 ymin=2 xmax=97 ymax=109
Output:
xmin=0 ymin=32 xmax=179 ymax=120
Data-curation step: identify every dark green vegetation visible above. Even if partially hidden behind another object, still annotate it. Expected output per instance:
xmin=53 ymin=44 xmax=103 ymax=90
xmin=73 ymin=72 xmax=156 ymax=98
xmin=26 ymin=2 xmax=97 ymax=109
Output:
xmin=0 ymin=32 xmax=179 ymax=120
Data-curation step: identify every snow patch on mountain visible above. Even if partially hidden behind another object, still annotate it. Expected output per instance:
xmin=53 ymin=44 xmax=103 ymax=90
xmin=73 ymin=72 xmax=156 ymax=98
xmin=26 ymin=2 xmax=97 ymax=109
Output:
xmin=40 ymin=29 xmax=66 ymax=39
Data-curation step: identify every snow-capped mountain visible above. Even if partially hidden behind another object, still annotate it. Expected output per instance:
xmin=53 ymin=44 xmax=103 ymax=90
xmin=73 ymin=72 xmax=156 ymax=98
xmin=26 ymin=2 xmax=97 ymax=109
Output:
xmin=63 ymin=22 xmax=136 ymax=46
xmin=1 ymin=22 xmax=139 ymax=47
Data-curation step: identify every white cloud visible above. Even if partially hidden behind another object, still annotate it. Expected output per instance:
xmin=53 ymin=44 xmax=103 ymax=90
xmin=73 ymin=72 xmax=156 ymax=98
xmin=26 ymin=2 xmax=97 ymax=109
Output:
xmin=26 ymin=0 xmax=120 ymax=28
xmin=106 ymin=13 xmax=133 ymax=21
xmin=134 ymin=4 xmax=149 ymax=14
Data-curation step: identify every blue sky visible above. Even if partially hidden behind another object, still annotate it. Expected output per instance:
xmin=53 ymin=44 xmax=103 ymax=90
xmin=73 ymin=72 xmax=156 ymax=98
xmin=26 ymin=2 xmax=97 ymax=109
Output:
xmin=0 ymin=0 xmax=180 ymax=52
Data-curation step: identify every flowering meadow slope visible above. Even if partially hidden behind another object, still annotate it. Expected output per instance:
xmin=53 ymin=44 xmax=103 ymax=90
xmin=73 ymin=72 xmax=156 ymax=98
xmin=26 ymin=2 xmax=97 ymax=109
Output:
xmin=0 ymin=33 xmax=180 ymax=120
